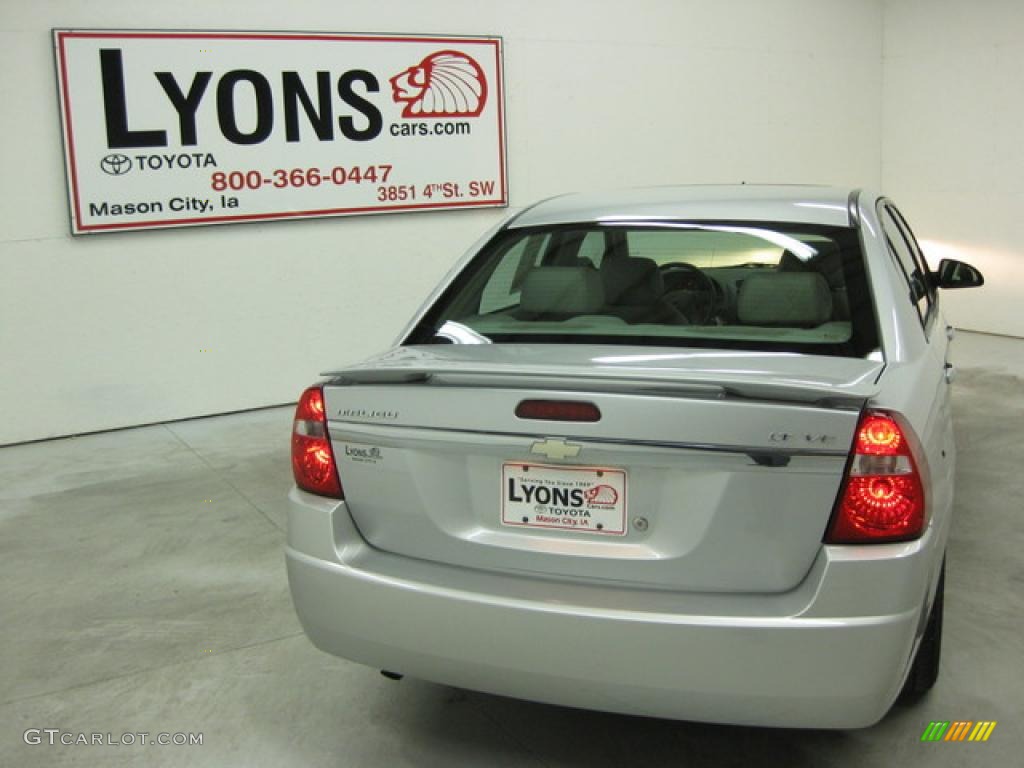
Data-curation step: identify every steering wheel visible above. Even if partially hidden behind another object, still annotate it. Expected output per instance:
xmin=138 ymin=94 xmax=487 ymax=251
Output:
xmin=658 ymin=263 xmax=718 ymax=325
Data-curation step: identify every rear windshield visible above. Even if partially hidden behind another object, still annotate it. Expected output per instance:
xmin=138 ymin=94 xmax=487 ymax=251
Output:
xmin=406 ymin=221 xmax=880 ymax=357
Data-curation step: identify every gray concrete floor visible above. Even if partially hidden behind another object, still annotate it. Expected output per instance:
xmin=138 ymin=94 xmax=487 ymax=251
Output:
xmin=2 ymin=331 xmax=1022 ymax=767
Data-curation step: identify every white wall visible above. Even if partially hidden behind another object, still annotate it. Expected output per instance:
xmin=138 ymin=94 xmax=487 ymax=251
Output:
xmin=0 ymin=0 xmax=883 ymax=445
xmin=883 ymin=0 xmax=1024 ymax=338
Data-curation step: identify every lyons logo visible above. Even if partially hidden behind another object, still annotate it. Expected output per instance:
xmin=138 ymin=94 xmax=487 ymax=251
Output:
xmin=344 ymin=445 xmax=382 ymax=462
xmin=585 ymin=485 xmax=619 ymax=506
xmin=389 ymin=50 xmax=487 ymax=118
xmin=920 ymin=720 xmax=997 ymax=742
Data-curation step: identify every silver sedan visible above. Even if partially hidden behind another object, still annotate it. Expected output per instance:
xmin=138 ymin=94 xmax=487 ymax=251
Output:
xmin=286 ymin=186 xmax=983 ymax=728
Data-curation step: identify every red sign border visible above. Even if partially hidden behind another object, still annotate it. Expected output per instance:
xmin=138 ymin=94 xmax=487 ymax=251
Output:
xmin=53 ymin=30 xmax=508 ymax=234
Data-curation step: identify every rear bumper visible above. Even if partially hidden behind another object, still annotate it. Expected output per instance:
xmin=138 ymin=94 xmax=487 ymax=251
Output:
xmin=286 ymin=488 xmax=940 ymax=729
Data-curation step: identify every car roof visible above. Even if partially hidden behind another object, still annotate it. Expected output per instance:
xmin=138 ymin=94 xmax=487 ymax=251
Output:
xmin=509 ymin=185 xmax=856 ymax=229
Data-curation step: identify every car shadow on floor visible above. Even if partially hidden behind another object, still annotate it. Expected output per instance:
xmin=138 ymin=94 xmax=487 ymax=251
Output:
xmin=363 ymin=678 xmax=886 ymax=768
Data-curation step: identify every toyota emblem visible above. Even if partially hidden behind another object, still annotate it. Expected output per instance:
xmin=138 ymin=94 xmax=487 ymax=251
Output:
xmin=100 ymin=154 xmax=132 ymax=176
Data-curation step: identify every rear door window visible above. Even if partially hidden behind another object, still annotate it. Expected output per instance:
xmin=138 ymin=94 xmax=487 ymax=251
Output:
xmin=879 ymin=205 xmax=933 ymax=328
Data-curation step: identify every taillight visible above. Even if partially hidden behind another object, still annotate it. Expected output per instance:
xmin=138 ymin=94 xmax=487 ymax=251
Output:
xmin=825 ymin=411 xmax=926 ymax=544
xmin=291 ymin=386 xmax=343 ymax=498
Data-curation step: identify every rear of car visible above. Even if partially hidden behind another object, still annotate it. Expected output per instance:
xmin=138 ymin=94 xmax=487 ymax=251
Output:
xmin=286 ymin=186 xmax=955 ymax=728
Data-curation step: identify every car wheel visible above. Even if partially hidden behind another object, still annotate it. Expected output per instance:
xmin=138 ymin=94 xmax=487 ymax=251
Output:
xmin=900 ymin=557 xmax=945 ymax=700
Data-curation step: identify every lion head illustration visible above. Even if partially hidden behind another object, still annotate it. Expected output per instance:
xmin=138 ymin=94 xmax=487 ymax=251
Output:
xmin=584 ymin=485 xmax=619 ymax=505
xmin=390 ymin=50 xmax=488 ymax=118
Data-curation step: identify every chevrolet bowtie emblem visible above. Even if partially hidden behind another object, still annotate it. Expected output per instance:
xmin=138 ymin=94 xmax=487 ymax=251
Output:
xmin=530 ymin=438 xmax=581 ymax=460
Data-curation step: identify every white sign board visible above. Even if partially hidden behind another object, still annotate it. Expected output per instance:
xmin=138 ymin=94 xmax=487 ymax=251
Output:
xmin=53 ymin=30 xmax=507 ymax=234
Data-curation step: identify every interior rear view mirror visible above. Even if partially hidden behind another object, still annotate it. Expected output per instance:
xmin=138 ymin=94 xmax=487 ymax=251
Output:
xmin=933 ymin=258 xmax=984 ymax=289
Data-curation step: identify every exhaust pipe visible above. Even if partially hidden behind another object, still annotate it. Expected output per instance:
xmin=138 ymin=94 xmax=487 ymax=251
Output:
xmin=380 ymin=670 xmax=404 ymax=681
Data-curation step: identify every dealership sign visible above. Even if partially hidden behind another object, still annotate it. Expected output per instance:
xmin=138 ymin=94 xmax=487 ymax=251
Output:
xmin=53 ymin=30 xmax=507 ymax=234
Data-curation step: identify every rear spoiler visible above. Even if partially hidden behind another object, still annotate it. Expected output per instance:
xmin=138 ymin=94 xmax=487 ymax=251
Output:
xmin=324 ymin=365 xmax=877 ymax=409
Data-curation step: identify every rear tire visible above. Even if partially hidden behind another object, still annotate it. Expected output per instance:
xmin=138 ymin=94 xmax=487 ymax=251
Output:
xmin=900 ymin=557 xmax=945 ymax=700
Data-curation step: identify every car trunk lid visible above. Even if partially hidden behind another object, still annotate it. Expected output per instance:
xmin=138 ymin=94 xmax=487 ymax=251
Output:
xmin=322 ymin=345 xmax=882 ymax=593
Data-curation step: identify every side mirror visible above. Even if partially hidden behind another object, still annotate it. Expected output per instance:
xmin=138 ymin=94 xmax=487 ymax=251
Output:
xmin=932 ymin=258 xmax=984 ymax=289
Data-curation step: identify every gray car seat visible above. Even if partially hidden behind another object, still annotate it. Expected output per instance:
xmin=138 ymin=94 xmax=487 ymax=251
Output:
xmin=518 ymin=266 xmax=605 ymax=319
xmin=600 ymin=257 xmax=689 ymax=324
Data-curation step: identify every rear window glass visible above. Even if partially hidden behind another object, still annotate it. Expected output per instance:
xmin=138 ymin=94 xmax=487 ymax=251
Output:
xmin=407 ymin=222 xmax=880 ymax=357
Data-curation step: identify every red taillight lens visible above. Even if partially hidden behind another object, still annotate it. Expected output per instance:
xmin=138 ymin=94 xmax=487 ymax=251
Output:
xmin=825 ymin=411 xmax=926 ymax=544
xmin=291 ymin=386 xmax=343 ymax=498
xmin=855 ymin=413 xmax=904 ymax=455
xmin=515 ymin=399 xmax=601 ymax=422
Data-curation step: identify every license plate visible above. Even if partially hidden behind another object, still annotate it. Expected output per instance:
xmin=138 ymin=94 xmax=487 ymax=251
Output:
xmin=501 ymin=462 xmax=627 ymax=535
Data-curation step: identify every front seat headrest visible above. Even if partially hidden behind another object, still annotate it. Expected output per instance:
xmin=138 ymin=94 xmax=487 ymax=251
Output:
xmin=737 ymin=273 xmax=833 ymax=327
xmin=600 ymin=257 xmax=664 ymax=305
xmin=520 ymin=267 xmax=605 ymax=315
